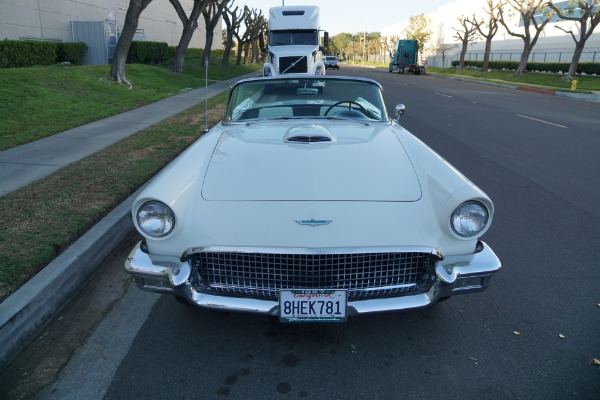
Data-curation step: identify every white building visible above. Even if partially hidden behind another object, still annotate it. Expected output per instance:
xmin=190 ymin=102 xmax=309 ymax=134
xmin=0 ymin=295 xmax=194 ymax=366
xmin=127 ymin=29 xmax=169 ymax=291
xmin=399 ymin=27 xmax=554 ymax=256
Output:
xmin=0 ymin=0 xmax=221 ymax=64
xmin=382 ymin=0 xmax=600 ymax=67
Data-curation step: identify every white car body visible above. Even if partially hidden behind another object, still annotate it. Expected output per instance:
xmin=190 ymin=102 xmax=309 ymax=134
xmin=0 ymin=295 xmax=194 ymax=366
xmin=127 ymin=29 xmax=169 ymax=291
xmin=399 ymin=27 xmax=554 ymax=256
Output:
xmin=125 ymin=75 xmax=500 ymax=322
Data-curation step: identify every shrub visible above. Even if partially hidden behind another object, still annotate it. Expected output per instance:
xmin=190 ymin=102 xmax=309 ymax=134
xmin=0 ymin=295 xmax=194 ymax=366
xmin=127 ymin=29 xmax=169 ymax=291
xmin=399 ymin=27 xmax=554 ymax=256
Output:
xmin=57 ymin=42 xmax=88 ymax=65
xmin=127 ymin=41 xmax=173 ymax=65
xmin=165 ymin=47 xmax=226 ymax=61
xmin=0 ymin=40 xmax=88 ymax=68
xmin=0 ymin=40 xmax=57 ymax=68
xmin=452 ymin=59 xmax=600 ymax=75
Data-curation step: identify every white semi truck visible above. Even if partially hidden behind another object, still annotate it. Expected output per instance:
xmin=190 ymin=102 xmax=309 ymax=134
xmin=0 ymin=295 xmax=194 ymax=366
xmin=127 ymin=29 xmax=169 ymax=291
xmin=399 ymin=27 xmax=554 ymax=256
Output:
xmin=262 ymin=5 xmax=329 ymax=76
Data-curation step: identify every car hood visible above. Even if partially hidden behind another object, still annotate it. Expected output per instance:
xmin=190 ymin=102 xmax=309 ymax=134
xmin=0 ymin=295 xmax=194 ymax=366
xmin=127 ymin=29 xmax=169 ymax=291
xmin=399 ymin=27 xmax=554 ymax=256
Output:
xmin=201 ymin=122 xmax=422 ymax=201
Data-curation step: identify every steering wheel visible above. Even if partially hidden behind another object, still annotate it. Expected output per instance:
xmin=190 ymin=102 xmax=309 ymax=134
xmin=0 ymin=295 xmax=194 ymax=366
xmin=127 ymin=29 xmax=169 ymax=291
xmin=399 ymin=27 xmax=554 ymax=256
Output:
xmin=324 ymin=101 xmax=369 ymax=117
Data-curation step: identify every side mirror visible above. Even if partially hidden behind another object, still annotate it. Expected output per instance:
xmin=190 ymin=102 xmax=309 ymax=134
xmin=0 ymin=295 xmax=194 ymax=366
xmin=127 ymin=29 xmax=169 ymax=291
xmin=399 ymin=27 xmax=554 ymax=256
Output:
xmin=394 ymin=104 xmax=406 ymax=118
xmin=259 ymin=34 xmax=265 ymax=52
xmin=323 ymin=31 xmax=329 ymax=48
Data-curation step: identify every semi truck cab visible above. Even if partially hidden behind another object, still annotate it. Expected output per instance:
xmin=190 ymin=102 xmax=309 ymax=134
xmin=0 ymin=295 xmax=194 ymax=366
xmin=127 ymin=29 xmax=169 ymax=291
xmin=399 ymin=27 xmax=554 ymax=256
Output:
xmin=262 ymin=6 xmax=328 ymax=76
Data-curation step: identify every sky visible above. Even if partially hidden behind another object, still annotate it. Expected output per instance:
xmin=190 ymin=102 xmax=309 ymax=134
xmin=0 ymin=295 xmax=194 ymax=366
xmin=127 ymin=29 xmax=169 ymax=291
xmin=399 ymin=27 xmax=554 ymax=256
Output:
xmin=236 ymin=0 xmax=453 ymax=35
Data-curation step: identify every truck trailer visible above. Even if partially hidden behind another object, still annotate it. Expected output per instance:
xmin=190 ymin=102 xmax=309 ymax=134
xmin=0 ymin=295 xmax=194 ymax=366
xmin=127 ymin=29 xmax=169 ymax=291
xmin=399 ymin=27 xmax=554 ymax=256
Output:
xmin=262 ymin=5 xmax=328 ymax=76
xmin=389 ymin=40 xmax=426 ymax=75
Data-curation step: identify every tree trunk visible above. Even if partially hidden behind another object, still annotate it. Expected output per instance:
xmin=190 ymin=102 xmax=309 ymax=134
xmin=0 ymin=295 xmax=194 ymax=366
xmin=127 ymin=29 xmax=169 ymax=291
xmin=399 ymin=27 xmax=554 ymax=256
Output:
xmin=458 ymin=39 xmax=468 ymax=69
xmin=202 ymin=0 xmax=228 ymax=64
xmin=204 ymin=31 xmax=214 ymax=63
xmin=515 ymin=45 xmax=532 ymax=75
xmin=170 ymin=0 xmax=205 ymax=75
xmin=243 ymin=42 xmax=250 ymax=64
xmin=172 ymin=23 xmax=197 ymax=74
xmin=252 ymin=38 xmax=260 ymax=63
xmin=222 ymin=32 xmax=235 ymax=67
xmin=235 ymin=40 xmax=244 ymax=65
xmin=482 ymin=37 xmax=492 ymax=71
xmin=567 ymin=41 xmax=586 ymax=79
xmin=108 ymin=0 xmax=153 ymax=87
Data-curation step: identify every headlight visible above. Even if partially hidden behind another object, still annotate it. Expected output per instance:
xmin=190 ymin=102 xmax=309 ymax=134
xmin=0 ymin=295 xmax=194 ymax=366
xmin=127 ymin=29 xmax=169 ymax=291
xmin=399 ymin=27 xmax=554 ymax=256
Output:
xmin=136 ymin=201 xmax=175 ymax=238
xmin=451 ymin=201 xmax=489 ymax=238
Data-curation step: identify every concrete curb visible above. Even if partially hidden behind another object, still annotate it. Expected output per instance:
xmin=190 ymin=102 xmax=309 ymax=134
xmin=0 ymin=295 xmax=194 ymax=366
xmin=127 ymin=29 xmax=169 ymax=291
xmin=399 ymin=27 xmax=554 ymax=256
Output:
xmin=0 ymin=188 xmax=140 ymax=370
xmin=429 ymin=73 xmax=600 ymax=102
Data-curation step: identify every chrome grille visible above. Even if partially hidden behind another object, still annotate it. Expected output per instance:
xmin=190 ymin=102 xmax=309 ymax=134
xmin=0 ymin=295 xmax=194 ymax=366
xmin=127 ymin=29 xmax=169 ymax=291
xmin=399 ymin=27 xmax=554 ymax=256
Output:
xmin=189 ymin=252 xmax=436 ymax=301
xmin=279 ymin=56 xmax=308 ymax=73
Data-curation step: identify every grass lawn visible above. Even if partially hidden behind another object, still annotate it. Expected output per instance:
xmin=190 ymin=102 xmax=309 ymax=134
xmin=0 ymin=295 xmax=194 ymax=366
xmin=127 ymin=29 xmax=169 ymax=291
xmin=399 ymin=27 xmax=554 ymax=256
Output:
xmin=0 ymin=57 xmax=260 ymax=302
xmin=0 ymin=57 xmax=259 ymax=150
xmin=0 ymin=92 xmax=229 ymax=302
xmin=426 ymin=67 xmax=600 ymax=92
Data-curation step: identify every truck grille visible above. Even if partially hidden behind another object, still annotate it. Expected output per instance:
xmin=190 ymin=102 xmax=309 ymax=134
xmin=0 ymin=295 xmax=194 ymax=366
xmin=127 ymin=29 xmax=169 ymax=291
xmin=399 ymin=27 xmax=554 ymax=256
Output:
xmin=189 ymin=252 xmax=436 ymax=301
xmin=279 ymin=56 xmax=308 ymax=74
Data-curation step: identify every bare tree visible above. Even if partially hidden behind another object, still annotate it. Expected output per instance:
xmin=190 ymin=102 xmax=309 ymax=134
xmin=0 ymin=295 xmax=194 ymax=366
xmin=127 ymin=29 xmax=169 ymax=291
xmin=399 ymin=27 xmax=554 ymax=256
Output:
xmin=108 ymin=0 xmax=153 ymax=87
xmin=402 ymin=13 xmax=433 ymax=55
xmin=222 ymin=1 xmax=243 ymax=67
xmin=236 ymin=7 xmax=263 ymax=65
xmin=548 ymin=0 xmax=600 ymax=80
xmin=202 ymin=0 xmax=229 ymax=63
xmin=498 ymin=0 xmax=555 ymax=75
xmin=169 ymin=0 xmax=209 ymax=74
xmin=250 ymin=16 xmax=267 ymax=63
xmin=234 ymin=6 xmax=252 ymax=65
xmin=473 ymin=0 xmax=503 ymax=71
xmin=453 ymin=16 xmax=480 ymax=69
xmin=434 ymin=24 xmax=456 ymax=68
xmin=383 ymin=35 xmax=400 ymax=61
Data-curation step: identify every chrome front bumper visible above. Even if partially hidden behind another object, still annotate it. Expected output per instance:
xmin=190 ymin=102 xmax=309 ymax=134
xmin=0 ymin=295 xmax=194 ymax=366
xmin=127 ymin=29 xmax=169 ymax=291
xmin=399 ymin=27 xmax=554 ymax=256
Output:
xmin=124 ymin=242 xmax=501 ymax=316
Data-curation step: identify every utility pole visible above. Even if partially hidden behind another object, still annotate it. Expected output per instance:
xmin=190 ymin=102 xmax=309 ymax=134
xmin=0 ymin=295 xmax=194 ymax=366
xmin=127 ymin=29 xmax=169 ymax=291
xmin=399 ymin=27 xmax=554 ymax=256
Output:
xmin=362 ymin=31 xmax=366 ymax=66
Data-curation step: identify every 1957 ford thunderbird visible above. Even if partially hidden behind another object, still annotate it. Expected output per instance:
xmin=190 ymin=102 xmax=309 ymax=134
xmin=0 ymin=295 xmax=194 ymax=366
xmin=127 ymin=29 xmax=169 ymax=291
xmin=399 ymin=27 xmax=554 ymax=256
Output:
xmin=125 ymin=75 xmax=501 ymax=322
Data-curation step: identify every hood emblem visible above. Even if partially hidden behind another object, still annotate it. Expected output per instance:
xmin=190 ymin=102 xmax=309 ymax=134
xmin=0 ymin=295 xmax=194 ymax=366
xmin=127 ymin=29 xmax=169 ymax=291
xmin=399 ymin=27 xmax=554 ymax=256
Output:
xmin=295 ymin=219 xmax=332 ymax=227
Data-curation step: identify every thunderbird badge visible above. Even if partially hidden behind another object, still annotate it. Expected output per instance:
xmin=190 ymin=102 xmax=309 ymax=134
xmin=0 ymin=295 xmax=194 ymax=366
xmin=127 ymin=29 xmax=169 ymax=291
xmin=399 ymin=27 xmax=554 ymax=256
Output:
xmin=295 ymin=219 xmax=333 ymax=227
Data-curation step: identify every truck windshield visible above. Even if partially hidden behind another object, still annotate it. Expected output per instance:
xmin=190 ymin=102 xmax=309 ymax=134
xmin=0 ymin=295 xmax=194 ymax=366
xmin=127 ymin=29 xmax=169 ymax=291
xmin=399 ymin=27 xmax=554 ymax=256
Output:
xmin=269 ymin=30 xmax=318 ymax=46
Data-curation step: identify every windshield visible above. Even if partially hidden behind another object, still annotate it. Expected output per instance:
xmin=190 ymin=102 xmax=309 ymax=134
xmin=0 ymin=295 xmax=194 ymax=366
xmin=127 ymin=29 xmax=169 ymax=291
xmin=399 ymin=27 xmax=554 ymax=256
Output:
xmin=224 ymin=77 xmax=388 ymax=123
xmin=269 ymin=30 xmax=318 ymax=46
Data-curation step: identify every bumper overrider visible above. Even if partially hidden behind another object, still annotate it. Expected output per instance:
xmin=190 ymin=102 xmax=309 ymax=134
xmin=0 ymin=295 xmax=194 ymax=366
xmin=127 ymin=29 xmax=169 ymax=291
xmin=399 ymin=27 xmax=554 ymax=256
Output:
xmin=124 ymin=242 xmax=501 ymax=317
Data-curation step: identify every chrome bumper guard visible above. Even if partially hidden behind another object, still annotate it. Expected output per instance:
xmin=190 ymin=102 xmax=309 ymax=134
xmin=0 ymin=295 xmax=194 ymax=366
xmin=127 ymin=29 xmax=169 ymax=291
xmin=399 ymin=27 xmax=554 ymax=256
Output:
xmin=124 ymin=242 xmax=501 ymax=316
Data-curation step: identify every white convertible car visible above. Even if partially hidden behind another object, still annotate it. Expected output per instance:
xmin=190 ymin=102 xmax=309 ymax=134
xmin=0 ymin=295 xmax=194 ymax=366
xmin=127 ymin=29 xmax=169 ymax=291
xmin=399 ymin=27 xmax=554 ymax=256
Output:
xmin=125 ymin=75 xmax=500 ymax=322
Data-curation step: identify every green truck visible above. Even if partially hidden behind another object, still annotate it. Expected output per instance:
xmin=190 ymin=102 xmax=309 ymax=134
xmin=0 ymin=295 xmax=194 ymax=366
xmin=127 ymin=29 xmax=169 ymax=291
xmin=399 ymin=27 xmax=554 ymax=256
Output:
xmin=388 ymin=40 xmax=426 ymax=75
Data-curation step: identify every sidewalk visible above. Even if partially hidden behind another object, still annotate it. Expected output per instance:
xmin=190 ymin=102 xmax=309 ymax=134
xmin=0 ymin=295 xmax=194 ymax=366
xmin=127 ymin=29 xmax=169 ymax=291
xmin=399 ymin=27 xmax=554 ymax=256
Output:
xmin=0 ymin=71 xmax=260 ymax=370
xmin=0 ymin=71 xmax=259 ymax=197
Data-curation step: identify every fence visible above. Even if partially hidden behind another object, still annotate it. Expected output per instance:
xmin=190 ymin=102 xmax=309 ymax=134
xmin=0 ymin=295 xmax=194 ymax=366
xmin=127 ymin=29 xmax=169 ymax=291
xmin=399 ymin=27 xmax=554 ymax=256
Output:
xmin=427 ymin=48 xmax=599 ymax=68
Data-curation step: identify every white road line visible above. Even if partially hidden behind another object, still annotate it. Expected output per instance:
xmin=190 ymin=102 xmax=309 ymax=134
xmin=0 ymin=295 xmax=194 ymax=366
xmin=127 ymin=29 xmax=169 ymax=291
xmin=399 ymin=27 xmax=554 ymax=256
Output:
xmin=434 ymin=92 xmax=453 ymax=98
xmin=516 ymin=114 xmax=567 ymax=128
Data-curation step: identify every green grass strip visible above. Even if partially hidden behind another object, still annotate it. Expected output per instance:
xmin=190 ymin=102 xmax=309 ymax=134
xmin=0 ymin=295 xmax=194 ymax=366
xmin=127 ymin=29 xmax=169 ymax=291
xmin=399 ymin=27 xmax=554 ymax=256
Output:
xmin=0 ymin=93 xmax=227 ymax=302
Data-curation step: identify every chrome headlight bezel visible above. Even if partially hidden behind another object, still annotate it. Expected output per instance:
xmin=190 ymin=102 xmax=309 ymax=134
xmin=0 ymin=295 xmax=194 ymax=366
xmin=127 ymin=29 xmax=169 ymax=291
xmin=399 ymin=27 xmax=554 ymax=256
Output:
xmin=450 ymin=201 xmax=490 ymax=239
xmin=135 ymin=200 xmax=176 ymax=238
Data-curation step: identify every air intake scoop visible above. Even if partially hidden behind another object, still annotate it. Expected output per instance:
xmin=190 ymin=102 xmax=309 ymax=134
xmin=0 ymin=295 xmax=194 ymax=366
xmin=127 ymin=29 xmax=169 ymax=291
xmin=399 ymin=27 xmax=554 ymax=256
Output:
xmin=284 ymin=125 xmax=335 ymax=143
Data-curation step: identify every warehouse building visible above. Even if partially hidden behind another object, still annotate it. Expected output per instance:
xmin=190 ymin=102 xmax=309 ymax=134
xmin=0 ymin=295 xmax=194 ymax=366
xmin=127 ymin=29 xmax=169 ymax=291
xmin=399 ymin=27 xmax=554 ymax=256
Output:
xmin=382 ymin=0 xmax=600 ymax=68
xmin=0 ymin=0 xmax=220 ymax=64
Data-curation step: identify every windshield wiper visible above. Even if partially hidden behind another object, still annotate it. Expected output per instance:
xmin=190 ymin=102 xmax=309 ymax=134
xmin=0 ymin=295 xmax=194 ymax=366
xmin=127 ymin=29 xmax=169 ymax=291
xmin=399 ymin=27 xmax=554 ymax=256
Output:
xmin=265 ymin=116 xmax=305 ymax=120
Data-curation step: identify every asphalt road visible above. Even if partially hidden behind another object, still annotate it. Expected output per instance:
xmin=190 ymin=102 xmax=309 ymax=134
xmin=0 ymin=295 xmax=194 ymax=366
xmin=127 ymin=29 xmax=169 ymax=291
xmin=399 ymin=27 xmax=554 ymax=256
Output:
xmin=3 ymin=66 xmax=599 ymax=399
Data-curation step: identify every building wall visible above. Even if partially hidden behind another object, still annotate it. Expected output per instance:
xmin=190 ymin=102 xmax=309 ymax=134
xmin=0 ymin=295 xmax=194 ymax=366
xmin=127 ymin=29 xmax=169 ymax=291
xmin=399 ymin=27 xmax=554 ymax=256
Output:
xmin=0 ymin=0 xmax=221 ymax=48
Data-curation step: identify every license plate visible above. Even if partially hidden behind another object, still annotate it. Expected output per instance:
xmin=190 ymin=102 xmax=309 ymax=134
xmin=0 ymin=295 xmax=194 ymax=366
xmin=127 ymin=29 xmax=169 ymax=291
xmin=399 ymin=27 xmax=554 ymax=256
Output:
xmin=279 ymin=289 xmax=347 ymax=322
